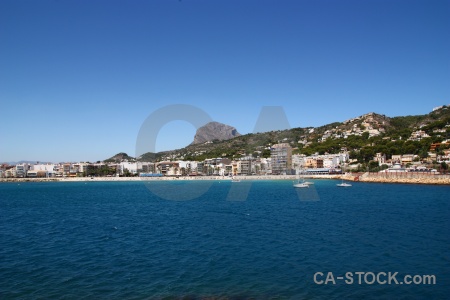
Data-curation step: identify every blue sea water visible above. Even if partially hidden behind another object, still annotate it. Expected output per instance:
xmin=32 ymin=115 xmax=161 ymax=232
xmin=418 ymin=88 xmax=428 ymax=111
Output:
xmin=0 ymin=180 xmax=449 ymax=299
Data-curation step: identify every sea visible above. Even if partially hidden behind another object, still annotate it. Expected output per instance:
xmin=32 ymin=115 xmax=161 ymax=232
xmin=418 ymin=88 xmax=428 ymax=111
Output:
xmin=0 ymin=180 xmax=449 ymax=299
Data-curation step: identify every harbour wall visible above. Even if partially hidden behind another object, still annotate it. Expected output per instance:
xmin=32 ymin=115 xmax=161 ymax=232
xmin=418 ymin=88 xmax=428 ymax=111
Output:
xmin=345 ymin=172 xmax=450 ymax=185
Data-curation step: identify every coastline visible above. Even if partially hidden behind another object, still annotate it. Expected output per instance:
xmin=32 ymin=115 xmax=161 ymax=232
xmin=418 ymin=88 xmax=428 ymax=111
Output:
xmin=1 ymin=173 xmax=450 ymax=185
xmin=349 ymin=172 xmax=450 ymax=185
xmin=0 ymin=175 xmax=319 ymax=183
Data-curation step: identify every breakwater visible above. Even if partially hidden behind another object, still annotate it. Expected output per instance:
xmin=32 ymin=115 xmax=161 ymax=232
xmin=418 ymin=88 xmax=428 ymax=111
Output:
xmin=345 ymin=172 xmax=450 ymax=185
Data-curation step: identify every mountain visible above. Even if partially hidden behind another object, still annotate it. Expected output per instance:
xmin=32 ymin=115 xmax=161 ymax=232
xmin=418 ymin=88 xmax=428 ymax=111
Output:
xmin=144 ymin=106 xmax=449 ymax=162
xmin=104 ymin=152 xmax=135 ymax=163
xmin=118 ymin=105 xmax=450 ymax=163
xmin=7 ymin=107 xmax=449 ymax=166
xmin=192 ymin=121 xmax=241 ymax=144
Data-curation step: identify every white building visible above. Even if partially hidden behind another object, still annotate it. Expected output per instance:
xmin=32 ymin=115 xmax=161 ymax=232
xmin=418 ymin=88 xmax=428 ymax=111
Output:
xmin=409 ymin=130 xmax=430 ymax=141
xmin=32 ymin=164 xmax=58 ymax=177
xmin=118 ymin=162 xmax=138 ymax=175
xmin=292 ymin=154 xmax=306 ymax=172
xmin=374 ymin=153 xmax=386 ymax=166
xmin=322 ymin=157 xmax=335 ymax=169
xmin=6 ymin=168 xmax=17 ymax=178
xmin=179 ymin=161 xmax=198 ymax=175
xmin=15 ymin=163 xmax=30 ymax=178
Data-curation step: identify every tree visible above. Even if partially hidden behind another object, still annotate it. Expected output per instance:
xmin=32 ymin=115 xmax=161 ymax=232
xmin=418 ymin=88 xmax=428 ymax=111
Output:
xmin=368 ymin=161 xmax=379 ymax=171
xmin=419 ymin=149 xmax=429 ymax=159
xmin=403 ymin=142 xmax=417 ymax=154
xmin=262 ymin=149 xmax=271 ymax=158
xmin=255 ymin=165 xmax=261 ymax=175
xmin=123 ymin=168 xmax=131 ymax=177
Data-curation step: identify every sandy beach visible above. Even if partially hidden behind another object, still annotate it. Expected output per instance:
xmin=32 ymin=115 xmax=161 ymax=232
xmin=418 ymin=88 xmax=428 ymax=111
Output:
xmin=0 ymin=174 xmax=329 ymax=183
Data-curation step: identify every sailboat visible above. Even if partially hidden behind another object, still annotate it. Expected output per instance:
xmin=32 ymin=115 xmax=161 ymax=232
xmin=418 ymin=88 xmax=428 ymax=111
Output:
xmin=293 ymin=170 xmax=309 ymax=188
xmin=293 ymin=179 xmax=309 ymax=188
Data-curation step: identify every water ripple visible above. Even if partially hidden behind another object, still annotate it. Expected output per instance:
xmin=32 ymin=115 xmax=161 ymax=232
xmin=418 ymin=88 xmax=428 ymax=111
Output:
xmin=0 ymin=181 xmax=449 ymax=298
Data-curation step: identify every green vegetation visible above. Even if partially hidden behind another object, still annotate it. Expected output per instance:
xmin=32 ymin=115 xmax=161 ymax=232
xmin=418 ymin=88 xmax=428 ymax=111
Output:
xmin=104 ymin=152 xmax=135 ymax=163
xmin=119 ymin=107 xmax=450 ymax=164
xmin=84 ymin=165 xmax=116 ymax=177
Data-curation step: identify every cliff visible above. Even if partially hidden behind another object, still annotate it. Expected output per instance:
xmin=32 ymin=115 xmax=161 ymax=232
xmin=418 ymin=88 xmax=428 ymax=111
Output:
xmin=192 ymin=121 xmax=241 ymax=144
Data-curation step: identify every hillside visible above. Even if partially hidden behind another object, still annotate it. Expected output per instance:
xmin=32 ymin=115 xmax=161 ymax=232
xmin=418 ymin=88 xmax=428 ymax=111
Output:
xmin=119 ymin=106 xmax=450 ymax=164
xmin=104 ymin=152 xmax=135 ymax=163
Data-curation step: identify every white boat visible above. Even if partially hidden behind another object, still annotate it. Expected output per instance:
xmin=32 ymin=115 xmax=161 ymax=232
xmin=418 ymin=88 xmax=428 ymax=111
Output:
xmin=337 ymin=162 xmax=352 ymax=187
xmin=293 ymin=171 xmax=309 ymax=188
xmin=293 ymin=181 xmax=309 ymax=188
xmin=293 ymin=178 xmax=309 ymax=188
xmin=231 ymin=176 xmax=240 ymax=182
xmin=336 ymin=177 xmax=352 ymax=187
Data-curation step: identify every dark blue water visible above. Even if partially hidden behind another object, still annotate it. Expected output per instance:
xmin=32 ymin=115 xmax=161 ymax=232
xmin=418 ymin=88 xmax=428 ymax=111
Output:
xmin=1 ymin=180 xmax=449 ymax=299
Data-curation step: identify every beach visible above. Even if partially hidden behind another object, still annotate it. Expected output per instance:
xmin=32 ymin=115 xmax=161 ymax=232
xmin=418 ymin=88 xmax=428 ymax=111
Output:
xmin=0 ymin=175 xmax=312 ymax=183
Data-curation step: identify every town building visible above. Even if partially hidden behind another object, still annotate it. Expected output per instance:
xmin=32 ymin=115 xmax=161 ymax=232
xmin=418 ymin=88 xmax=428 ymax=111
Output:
xmin=15 ymin=163 xmax=30 ymax=178
xmin=237 ymin=160 xmax=252 ymax=175
xmin=374 ymin=153 xmax=386 ymax=166
xmin=270 ymin=143 xmax=292 ymax=174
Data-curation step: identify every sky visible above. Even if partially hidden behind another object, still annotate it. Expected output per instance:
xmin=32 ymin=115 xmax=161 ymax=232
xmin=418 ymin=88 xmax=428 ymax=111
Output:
xmin=1 ymin=0 xmax=449 ymax=162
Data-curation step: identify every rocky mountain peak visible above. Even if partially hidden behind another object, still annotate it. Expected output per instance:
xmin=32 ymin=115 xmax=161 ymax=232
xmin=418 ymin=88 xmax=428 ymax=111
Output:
xmin=192 ymin=121 xmax=241 ymax=145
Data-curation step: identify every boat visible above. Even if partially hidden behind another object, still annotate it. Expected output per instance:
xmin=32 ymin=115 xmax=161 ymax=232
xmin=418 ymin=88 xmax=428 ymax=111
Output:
xmin=231 ymin=176 xmax=240 ymax=182
xmin=336 ymin=181 xmax=352 ymax=187
xmin=336 ymin=162 xmax=352 ymax=187
xmin=293 ymin=181 xmax=309 ymax=188
xmin=293 ymin=170 xmax=309 ymax=188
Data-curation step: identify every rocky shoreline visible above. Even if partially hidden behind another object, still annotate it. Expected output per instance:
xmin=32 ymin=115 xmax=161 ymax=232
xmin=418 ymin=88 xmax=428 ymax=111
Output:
xmin=343 ymin=173 xmax=450 ymax=185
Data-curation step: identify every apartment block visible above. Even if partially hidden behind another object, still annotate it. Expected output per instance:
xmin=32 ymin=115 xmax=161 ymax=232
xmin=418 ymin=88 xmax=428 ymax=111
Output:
xmin=270 ymin=143 xmax=292 ymax=175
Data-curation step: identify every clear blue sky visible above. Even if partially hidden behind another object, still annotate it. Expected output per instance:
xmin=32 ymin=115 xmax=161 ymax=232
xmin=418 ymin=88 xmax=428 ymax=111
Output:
xmin=1 ymin=0 xmax=449 ymax=162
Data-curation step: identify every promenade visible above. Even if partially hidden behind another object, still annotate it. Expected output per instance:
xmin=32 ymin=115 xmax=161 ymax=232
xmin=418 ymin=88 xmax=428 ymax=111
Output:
xmin=0 ymin=175 xmax=332 ymax=183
